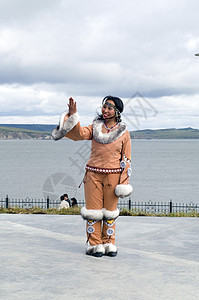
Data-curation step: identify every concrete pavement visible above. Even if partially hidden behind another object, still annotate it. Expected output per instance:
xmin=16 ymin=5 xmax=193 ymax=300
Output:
xmin=0 ymin=214 xmax=198 ymax=300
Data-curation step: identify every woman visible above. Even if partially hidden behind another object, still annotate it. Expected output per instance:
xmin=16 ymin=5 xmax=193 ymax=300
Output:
xmin=58 ymin=195 xmax=70 ymax=210
xmin=52 ymin=96 xmax=133 ymax=257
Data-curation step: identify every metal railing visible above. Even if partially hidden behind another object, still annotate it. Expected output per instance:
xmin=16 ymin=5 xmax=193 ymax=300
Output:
xmin=0 ymin=195 xmax=199 ymax=214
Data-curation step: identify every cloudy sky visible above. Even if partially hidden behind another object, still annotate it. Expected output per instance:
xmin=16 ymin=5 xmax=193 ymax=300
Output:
xmin=0 ymin=0 xmax=199 ymax=130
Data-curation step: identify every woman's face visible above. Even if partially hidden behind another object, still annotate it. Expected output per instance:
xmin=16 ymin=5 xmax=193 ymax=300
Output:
xmin=102 ymin=100 xmax=116 ymax=119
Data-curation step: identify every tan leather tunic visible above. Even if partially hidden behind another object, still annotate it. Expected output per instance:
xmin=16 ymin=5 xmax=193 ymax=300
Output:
xmin=66 ymin=120 xmax=131 ymax=184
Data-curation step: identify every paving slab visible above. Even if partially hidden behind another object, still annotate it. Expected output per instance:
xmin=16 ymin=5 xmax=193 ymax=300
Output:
xmin=0 ymin=214 xmax=198 ymax=300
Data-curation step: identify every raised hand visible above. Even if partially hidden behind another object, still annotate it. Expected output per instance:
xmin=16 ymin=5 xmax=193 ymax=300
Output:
xmin=68 ymin=97 xmax=77 ymax=116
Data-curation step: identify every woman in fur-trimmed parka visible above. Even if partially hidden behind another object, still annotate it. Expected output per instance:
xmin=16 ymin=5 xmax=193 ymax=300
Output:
xmin=52 ymin=96 xmax=133 ymax=257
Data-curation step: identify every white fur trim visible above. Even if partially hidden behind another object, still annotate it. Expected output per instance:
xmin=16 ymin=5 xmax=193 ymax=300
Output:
xmin=103 ymin=243 xmax=117 ymax=254
xmin=103 ymin=208 xmax=119 ymax=219
xmin=52 ymin=111 xmax=79 ymax=140
xmin=59 ymin=111 xmax=68 ymax=129
xmin=93 ymin=120 xmax=127 ymax=144
xmin=81 ymin=207 xmax=103 ymax=220
xmin=115 ymin=184 xmax=133 ymax=198
xmin=52 ymin=127 xmax=66 ymax=141
xmin=62 ymin=112 xmax=79 ymax=132
xmin=86 ymin=244 xmax=105 ymax=255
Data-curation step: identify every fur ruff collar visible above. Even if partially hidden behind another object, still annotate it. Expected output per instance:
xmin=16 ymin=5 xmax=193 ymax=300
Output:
xmin=92 ymin=120 xmax=127 ymax=144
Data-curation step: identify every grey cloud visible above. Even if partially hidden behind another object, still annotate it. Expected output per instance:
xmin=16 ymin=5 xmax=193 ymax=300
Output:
xmin=0 ymin=0 xmax=61 ymax=24
xmin=1 ymin=0 xmax=199 ymax=127
xmin=1 ymin=2 xmax=198 ymax=83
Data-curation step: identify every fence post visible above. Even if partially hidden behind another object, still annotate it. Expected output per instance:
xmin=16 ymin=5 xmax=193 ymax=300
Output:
xmin=170 ymin=199 xmax=172 ymax=213
xmin=47 ymin=196 xmax=49 ymax=209
xmin=6 ymin=195 xmax=9 ymax=209
xmin=128 ymin=198 xmax=131 ymax=210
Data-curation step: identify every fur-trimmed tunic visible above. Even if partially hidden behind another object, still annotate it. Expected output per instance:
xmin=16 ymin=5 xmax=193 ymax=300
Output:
xmin=52 ymin=112 xmax=133 ymax=197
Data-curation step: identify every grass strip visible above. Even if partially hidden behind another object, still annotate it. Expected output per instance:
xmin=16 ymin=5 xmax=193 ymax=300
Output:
xmin=0 ymin=207 xmax=198 ymax=217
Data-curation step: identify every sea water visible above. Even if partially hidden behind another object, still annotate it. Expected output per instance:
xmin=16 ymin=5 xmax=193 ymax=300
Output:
xmin=0 ymin=139 xmax=198 ymax=204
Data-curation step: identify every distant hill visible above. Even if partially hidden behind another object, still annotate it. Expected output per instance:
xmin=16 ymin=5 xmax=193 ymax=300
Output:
xmin=0 ymin=124 xmax=199 ymax=139
xmin=0 ymin=124 xmax=55 ymax=132
xmin=130 ymin=127 xmax=199 ymax=139
xmin=0 ymin=126 xmax=52 ymax=140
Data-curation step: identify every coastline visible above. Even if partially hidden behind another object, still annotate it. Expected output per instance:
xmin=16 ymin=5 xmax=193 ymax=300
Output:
xmin=1 ymin=125 xmax=199 ymax=140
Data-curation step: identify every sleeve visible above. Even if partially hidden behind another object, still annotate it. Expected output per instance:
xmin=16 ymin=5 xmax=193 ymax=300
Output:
xmin=52 ymin=111 xmax=92 ymax=141
xmin=114 ymin=131 xmax=133 ymax=198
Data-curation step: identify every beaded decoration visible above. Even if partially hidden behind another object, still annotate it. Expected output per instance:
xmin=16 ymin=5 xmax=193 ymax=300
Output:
xmin=104 ymin=121 xmax=119 ymax=133
xmin=86 ymin=165 xmax=122 ymax=174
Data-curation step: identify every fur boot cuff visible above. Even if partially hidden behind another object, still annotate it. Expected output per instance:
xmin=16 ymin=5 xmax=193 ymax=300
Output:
xmin=103 ymin=243 xmax=117 ymax=254
xmin=115 ymin=184 xmax=133 ymax=198
xmin=86 ymin=244 xmax=105 ymax=256
xmin=52 ymin=111 xmax=79 ymax=140
xmin=103 ymin=208 xmax=119 ymax=220
xmin=81 ymin=207 xmax=103 ymax=221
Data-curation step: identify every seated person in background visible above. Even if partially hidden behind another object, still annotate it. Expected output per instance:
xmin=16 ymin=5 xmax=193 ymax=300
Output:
xmin=63 ymin=194 xmax=71 ymax=206
xmin=58 ymin=195 xmax=70 ymax=210
xmin=71 ymin=197 xmax=78 ymax=207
